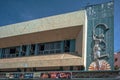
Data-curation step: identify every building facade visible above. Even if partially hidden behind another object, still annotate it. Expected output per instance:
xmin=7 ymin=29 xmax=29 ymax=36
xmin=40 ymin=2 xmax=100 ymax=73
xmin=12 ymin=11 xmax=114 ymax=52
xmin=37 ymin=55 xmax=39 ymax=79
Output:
xmin=0 ymin=10 xmax=86 ymax=72
xmin=114 ymin=52 xmax=120 ymax=70
xmin=0 ymin=1 xmax=114 ymax=72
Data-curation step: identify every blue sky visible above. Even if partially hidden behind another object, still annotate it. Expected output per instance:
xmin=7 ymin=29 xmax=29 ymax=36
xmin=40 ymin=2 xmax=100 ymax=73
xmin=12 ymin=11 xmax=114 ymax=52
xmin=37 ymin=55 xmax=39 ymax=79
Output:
xmin=0 ymin=0 xmax=119 ymax=52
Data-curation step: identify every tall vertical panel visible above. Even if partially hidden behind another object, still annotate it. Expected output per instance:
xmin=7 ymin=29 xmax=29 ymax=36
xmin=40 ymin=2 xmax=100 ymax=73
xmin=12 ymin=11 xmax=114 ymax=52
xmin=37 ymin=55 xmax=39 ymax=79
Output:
xmin=35 ymin=44 xmax=38 ymax=55
xmin=26 ymin=45 xmax=31 ymax=56
xmin=86 ymin=1 xmax=114 ymax=70
xmin=0 ymin=49 xmax=2 ymax=58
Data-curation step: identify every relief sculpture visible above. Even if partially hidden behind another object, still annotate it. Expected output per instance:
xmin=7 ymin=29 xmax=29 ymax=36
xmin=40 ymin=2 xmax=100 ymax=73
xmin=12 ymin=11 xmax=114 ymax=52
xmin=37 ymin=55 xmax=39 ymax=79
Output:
xmin=89 ymin=23 xmax=111 ymax=70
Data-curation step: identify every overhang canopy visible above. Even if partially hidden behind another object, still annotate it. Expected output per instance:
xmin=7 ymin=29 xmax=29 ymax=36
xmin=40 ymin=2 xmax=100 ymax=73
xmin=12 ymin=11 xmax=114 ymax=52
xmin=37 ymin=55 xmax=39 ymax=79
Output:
xmin=0 ymin=53 xmax=83 ymax=69
xmin=0 ymin=26 xmax=82 ymax=48
xmin=0 ymin=10 xmax=85 ymax=38
xmin=0 ymin=10 xmax=85 ymax=48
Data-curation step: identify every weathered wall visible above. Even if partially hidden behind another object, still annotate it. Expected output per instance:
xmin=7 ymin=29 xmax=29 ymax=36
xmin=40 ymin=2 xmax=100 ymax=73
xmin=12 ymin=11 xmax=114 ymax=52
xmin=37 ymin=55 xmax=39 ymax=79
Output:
xmin=86 ymin=1 xmax=114 ymax=70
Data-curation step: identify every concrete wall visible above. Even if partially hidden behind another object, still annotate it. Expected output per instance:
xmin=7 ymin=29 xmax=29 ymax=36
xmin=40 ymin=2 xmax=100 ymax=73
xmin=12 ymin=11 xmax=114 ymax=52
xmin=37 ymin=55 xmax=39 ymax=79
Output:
xmin=0 ymin=10 xmax=87 ymax=69
xmin=0 ymin=10 xmax=85 ymax=38
xmin=0 ymin=53 xmax=83 ymax=69
xmin=0 ymin=26 xmax=81 ymax=48
xmin=75 ymin=28 xmax=83 ymax=57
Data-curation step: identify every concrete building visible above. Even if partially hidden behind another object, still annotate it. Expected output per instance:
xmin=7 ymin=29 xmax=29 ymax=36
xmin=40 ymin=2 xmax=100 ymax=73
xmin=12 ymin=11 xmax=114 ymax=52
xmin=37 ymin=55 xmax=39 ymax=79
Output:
xmin=114 ymin=51 xmax=120 ymax=70
xmin=0 ymin=1 xmax=114 ymax=72
xmin=0 ymin=10 xmax=87 ymax=72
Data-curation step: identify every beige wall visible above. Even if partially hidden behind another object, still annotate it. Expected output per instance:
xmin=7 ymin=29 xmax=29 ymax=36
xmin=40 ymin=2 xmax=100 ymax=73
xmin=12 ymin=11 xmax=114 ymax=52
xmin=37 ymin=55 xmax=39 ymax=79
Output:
xmin=36 ymin=67 xmax=60 ymax=71
xmin=75 ymin=27 xmax=83 ymax=57
xmin=0 ymin=10 xmax=87 ymax=69
xmin=0 ymin=53 xmax=83 ymax=69
xmin=0 ymin=10 xmax=85 ymax=38
xmin=0 ymin=26 xmax=81 ymax=48
xmin=75 ymin=27 xmax=84 ymax=64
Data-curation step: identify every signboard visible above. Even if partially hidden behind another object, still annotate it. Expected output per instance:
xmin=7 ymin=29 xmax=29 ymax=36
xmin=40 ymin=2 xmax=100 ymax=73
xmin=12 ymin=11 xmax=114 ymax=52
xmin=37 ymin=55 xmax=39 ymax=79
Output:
xmin=0 ymin=71 xmax=119 ymax=79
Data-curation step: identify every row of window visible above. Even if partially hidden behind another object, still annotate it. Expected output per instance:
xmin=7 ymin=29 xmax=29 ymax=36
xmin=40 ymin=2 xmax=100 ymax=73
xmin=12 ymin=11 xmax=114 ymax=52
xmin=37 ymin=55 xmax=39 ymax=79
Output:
xmin=0 ymin=40 xmax=75 ymax=59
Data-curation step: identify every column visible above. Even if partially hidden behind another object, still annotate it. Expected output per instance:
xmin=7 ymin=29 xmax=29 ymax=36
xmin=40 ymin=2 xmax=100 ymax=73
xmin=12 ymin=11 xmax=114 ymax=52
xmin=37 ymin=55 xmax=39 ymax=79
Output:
xmin=19 ymin=46 xmax=22 ymax=57
xmin=34 ymin=44 xmax=38 ymax=55
xmin=61 ymin=41 xmax=64 ymax=53
xmin=26 ymin=45 xmax=31 ymax=56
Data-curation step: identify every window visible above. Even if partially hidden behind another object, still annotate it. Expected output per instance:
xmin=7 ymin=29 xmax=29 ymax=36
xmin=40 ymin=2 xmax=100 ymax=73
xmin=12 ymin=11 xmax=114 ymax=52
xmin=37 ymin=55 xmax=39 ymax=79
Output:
xmin=2 ymin=48 xmax=9 ymax=58
xmin=115 ymin=58 xmax=118 ymax=62
xmin=44 ymin=43 xmax=50 ymax=54
xmin=54 ymin=41 xmax=61 ymax=53
xmin=10 ymin=48 xmax=16 ymax=54
xmin=9 ymin=47 xmax=19 ymax=57
xmin=0 ymin=39 xmax=75 ymax=59
xmin=10 ymin=48 xmax=16 ymax=57
xmin=39 ymin=44 xmax=44 ymax=51
xmin=64 ymin=40 xmax=70 ymax=52
xmin=38 ymin=41 xmax=61 ymax=54
xmin=30 ymin=44 xmax=35 ymax=55
xmin=55 ymin=42 xmax=61 ymax=49
xmin=38 ymin=44 xmax=45 ymax=54
xmin=21 ymin=45 xmax=26 ymax=56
